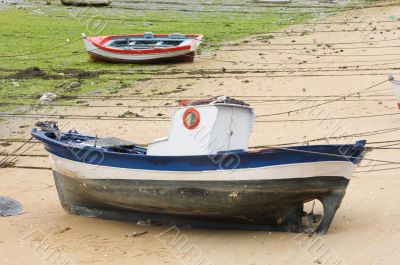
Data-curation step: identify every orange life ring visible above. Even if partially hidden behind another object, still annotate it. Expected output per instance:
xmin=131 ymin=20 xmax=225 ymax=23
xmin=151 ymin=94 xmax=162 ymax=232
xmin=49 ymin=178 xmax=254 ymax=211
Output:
xmin=183 ymin=108 xmax=200 ymax=130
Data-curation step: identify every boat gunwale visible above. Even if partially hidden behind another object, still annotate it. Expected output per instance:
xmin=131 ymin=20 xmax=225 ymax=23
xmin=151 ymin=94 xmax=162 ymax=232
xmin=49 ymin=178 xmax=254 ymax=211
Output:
xmin=31 ymin=128 xmax=366 ymax=163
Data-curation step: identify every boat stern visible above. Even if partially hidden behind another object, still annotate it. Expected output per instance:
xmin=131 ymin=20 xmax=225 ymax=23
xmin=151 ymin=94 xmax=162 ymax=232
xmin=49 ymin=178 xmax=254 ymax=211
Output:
xmin=81 ymin=33 xmax=99 ymax=54
xmin=189 ymin=34 xmax=204 ymax=52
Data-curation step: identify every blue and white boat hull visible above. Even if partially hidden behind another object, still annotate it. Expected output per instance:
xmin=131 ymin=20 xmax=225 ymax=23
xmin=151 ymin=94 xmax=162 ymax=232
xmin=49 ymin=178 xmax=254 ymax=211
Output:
xmin=32 ymin=129 xmax=366 ymax=234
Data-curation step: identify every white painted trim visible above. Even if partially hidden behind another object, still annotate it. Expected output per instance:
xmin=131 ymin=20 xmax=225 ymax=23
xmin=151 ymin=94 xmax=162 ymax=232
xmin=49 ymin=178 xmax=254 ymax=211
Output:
xmin=48 ymin=153 xmax=356 ymax=181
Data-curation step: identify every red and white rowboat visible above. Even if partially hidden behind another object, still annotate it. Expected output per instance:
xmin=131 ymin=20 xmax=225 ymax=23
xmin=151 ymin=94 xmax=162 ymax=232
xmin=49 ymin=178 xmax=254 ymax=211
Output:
xmin=82 ymin=32 xmax=203 ymax=63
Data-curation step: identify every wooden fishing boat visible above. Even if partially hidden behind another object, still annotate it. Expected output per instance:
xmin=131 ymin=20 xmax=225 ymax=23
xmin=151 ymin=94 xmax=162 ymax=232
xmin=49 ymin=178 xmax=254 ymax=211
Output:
xmin=60 ymin=0 xmax=111 ymax=6
xmin=82 ymin=32 xmax=203 ymax=63
xmin=32 ymin=96 xmax=366 ymax=234
xmin=389 ymin=76 xmax=400 ymax=109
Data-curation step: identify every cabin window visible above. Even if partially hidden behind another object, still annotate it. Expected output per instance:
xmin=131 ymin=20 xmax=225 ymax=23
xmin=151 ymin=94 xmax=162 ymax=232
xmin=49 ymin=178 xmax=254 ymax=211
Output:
xmin=183 ymin=108 xmax=200 ymax=130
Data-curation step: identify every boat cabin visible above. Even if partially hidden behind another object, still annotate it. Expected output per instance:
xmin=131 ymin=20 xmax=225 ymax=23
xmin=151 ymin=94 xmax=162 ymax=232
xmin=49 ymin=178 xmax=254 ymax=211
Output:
xmin=147 ymin=96 xmax=255 ymax=156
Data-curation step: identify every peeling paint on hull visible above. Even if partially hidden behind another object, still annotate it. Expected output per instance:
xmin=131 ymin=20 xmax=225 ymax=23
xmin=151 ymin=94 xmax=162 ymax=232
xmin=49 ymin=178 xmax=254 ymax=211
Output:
xmin=53 ymin=171 xmax=349 ymax=233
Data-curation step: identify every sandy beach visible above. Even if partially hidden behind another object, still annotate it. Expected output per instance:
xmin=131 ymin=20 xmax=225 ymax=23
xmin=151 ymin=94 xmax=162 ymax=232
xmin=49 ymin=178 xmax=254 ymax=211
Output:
xmin=1 ymin=2 xmax=400 ymax=265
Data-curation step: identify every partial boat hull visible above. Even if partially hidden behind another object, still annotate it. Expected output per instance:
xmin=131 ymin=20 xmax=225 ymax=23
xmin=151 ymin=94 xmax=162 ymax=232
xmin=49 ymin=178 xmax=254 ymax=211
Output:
xmin=390 ymin=77 xmax=400 ymax=109
xmin=49 ymin=152 xmax=355 ymax=233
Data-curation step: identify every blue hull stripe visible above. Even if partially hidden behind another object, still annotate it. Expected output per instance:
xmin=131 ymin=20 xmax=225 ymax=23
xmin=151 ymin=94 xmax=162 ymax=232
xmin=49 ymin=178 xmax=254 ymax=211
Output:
xmin=32 ymin=130 xmax=366 ymax=172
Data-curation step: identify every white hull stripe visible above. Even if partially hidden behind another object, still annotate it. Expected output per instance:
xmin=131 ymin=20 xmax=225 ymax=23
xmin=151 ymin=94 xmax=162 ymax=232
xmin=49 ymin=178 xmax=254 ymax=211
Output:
xmin=49 ymin=154 xmax=356 ymax=181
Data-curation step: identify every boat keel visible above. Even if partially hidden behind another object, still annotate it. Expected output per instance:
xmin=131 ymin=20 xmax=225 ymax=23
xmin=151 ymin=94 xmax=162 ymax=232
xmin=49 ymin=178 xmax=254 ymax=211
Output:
xmin=315 ymin=192 xmax=346 ymax=234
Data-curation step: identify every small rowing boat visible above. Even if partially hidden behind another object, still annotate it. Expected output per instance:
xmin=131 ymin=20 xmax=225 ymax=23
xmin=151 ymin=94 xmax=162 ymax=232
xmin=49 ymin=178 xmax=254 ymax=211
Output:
xmin=32 ymin=96 xmax=366 ymax=234
xmin=82 ymin=32 xmax=203 ymax=63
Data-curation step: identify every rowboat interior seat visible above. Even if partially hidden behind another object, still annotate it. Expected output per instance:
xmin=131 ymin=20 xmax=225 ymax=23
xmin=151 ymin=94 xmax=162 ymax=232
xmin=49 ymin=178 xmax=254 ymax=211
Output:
xmin=144 ymin=32 xmax=155 ymax=38
xmin=109 ymin=40 xmax=129 ymax=47
xmin=162 ymin=40 xmax=184 ymax=46
xmin=168 ymin=33 xmax=186 ymax=39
